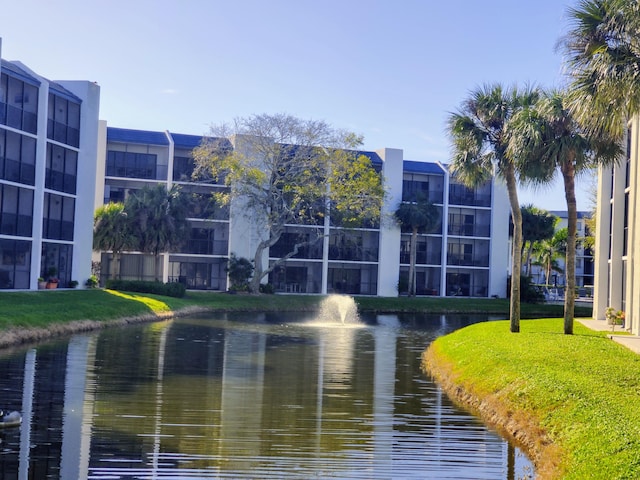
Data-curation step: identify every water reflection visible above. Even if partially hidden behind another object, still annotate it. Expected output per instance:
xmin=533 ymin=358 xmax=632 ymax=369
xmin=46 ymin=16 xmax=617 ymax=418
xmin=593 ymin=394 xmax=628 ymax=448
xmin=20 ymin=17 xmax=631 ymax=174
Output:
xmin=0 ymin=313 xmax=533 ymax=479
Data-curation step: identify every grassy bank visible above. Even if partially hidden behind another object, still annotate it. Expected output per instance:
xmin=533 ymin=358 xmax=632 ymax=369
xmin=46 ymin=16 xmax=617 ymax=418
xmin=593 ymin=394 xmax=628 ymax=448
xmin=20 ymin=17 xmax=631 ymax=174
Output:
xmin=0 ymin=290 xmax=592 ymax=330
xmin=423 ymin=318 xmax=640 ymax=480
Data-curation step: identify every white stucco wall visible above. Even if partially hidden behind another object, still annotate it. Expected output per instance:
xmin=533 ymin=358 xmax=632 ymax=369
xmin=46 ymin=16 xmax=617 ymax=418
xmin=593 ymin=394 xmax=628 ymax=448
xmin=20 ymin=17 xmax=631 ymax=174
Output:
xmin=377 ymin=148 xmax=403 ymax=297
xmin=489 ymin=179 xmax=510 ymax=298
xmin=57 ymin=80 xmax=101 ymax=288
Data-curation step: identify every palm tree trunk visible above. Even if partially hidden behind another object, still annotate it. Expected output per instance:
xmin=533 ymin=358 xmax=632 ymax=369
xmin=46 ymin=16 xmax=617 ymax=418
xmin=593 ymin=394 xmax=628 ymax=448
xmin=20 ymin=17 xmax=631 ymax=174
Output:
xmin=504 ymin=165 xmax=521 ymax=333
xmin=562 ymin=161 xmax=577 ymax=335
xmin=111 ymin=252 xmax=121 ymax=280
xmin=409 ymin=227 xmax=418 ymax=297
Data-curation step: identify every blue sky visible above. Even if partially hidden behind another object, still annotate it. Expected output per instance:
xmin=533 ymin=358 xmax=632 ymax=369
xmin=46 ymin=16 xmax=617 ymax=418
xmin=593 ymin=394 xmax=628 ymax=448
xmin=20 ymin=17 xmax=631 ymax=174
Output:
xmin=1 ymin=0 xmax=592 ymax=210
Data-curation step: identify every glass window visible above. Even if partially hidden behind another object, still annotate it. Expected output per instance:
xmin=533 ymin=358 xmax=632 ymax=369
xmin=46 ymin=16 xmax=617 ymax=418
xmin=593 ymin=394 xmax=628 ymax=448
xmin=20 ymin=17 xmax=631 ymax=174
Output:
xmin=2 ymin=75 xmax=38 ymax=134
xmin=47 ymin=94 xmax=80 ymax=147
xmin=41 ymin=242 xmax=72 ymax=286
xmin=46 ymin=143 xmax=77 ymax=194
xmin=43 ymin=193 xmax=75 ymax=241
xmin=0 ymin=238 xmax=31 ymax=289
xmin=106 ymin=150 xmax=158 ymax=179
xmin=0 ymin=74 xmax=6 ymax=125
xmin=0 ymin=183 xmax=33 ymax=236
xmin=0 ymin=130 xmax=35 ymax=187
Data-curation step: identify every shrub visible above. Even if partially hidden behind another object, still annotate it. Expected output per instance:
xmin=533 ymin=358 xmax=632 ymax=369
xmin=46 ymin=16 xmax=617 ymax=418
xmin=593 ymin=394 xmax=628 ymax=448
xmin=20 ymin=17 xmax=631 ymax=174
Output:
xmin=259 ymin=283 xmax=275 ymax=294
xmin=105 ymin=279 xmax=186 ymax=298
xmin=520 ymin=275 xmax=545 ymax=304
xmin=85 ymin=275 xmax=99 ymax=288
xmin=226 ymin=253 xmax=253 ymax=291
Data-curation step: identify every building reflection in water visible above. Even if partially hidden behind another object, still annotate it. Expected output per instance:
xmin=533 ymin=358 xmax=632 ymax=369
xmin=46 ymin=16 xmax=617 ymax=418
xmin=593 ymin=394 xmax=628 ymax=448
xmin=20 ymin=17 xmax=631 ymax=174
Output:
xmin=0 ymin=312 xmax=531 ymax=479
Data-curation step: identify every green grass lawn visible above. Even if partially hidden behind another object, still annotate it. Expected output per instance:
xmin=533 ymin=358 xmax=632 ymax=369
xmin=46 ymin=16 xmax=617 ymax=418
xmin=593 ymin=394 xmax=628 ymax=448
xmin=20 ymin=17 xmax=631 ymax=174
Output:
xmin=424 ymin=318 xmax=640 ymax=479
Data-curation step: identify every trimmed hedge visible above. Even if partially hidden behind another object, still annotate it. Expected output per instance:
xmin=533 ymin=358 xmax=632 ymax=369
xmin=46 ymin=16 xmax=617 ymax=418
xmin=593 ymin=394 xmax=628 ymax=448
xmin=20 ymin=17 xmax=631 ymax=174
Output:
xmin=105 ymin=279 xmax=186 ymax=298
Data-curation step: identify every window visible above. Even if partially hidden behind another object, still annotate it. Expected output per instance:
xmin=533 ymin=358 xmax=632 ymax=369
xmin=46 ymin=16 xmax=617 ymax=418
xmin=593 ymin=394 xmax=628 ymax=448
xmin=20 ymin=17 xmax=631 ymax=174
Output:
xmin=106 ymin=150 xmax=158 ymax=179
xmin=43 ymin=193 xmax=75 ymax=241
xmin=0 ymin=74 xmax=38 ymax=134
xmin=0 ymin=238 xmax=31 ymax=289
xmin=46 ymin=143 xmax=77 ymax=194
xmin=177 ymin=226 xmax=229 ymax=255
xmin=0 ymin=183 xmax=33 ymax=236
xmin=0 ymin=129 xmax=36 ymax=185
xmin=168 ymin=258 xmax=227 ymax=290
xmin=173 ymin=156 xmax=195 ymax=182
xmin=47 ymin=93 xmax=80 ymax=147
xmin=41 ymin=242 xmax=72 ymax=286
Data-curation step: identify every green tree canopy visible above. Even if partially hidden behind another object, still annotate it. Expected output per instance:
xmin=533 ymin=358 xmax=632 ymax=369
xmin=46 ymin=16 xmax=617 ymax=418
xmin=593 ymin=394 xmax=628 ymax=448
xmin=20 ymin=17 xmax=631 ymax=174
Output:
xmin=561 ymin=0 xmax=640 ymax=138
xmin=521 ymin=205 xmax=558 ymax=276
xmin=125 ymin=184 xmax=190 ymax=281
xmin=532 ymin=227 xmax=567 ymax=287
xmin=93 ymin=202 xmax=133 ymax=280
xmin=193 ymin=113 xmax=385 ymax=293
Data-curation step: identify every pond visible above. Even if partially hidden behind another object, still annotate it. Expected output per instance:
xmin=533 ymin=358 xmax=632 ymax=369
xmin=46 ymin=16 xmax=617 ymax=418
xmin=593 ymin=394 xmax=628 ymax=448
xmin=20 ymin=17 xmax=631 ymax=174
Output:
xmin=0 ymin=306 xmax=534 ymax=479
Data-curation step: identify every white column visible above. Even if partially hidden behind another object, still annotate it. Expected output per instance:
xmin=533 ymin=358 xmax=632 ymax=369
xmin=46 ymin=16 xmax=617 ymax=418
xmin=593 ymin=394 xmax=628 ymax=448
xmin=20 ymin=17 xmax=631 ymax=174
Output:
xmin=19 ymin=349 xmax=36 ymax=480
xmin=376 ymin=148 xmax=404 ymax=297
xmin=60 ymin=334 xmax=96 ymax=480
xmin=372 ymin=316 xmax=398 ymax=473
xmin=627 ymin=118 xmax=640 ymax=334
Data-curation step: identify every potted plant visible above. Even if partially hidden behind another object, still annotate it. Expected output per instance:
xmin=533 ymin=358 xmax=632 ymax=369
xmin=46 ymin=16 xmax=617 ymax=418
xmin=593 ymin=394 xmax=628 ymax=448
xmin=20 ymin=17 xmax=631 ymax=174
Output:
xmin=46 ymin=267 xmax=59 ymax=289
xmin=68 ymin=280 xmax=79 ymax=288
xmin=37 ymin=277 xmax=47 ymax=289
xmin=605 ymin=307 xmax=625 ymax=332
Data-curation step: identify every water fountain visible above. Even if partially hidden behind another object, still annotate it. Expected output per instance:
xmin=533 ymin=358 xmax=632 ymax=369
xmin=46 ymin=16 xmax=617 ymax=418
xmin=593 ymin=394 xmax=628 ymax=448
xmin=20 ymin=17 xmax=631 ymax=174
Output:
xmin=318 ymin=294 xmax=359 ymax=325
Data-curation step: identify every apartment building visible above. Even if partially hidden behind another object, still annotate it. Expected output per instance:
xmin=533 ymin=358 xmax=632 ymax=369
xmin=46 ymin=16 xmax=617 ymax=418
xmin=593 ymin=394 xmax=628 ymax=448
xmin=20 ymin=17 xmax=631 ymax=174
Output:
xmin=594 ymin=123 xmax=637 ymax=333
xmin=0 ymin=44 xmax=100 ymax=290
xmin=96 ymin=124 xmax=511 ymax=298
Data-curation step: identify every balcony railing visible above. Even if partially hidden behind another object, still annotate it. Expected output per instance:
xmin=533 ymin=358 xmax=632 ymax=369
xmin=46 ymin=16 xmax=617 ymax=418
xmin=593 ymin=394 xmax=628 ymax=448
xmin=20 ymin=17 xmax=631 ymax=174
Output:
xmin=328 ymin=246 xmax=378 ymax=262
xmin=448 ymin=223 xmax=490 ymax=237
xmin=448 ymin=192 xmax=491 ymax=207
xmin=446 ymin=254 xmax=490 ymax=267
xmin=399 ymin=252 xmax=442 ymax=265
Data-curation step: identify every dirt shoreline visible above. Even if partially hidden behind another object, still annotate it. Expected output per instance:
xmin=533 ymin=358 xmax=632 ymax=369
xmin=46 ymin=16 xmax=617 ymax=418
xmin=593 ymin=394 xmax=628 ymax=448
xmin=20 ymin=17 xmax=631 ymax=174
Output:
xmin=422 ymin=343 xmax=564 ymax=480
xmin=0 ymin=306 xmax=211 ymax=350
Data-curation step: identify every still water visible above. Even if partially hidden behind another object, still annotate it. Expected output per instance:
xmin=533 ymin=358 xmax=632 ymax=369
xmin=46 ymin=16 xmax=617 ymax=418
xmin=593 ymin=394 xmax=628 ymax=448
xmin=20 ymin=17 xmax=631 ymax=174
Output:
xmin=0 ymin=310 xmax=534 ymax=479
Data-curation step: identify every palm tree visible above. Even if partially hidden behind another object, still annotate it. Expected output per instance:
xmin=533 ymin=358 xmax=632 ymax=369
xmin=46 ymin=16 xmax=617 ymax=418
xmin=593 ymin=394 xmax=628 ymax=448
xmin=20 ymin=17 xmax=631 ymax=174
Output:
xmin=447 ymin=83 xmax=539 ymax=333
xmin=125 ymin=184 xmax=190 ymax=281
xmin=561 ymin=0 xmax=640 ymax=138
xmin=395 ymin=195 xmax=440 ymax=297
xmin=521 ymin=205 xmax=558 ymax=276
xmin=509 ymin=89 xmax=621 ymax=334
xmin=532 ymin=228 xmax=567 ymax=287
xmin=93 ymin=202 xmax=132 ymax=280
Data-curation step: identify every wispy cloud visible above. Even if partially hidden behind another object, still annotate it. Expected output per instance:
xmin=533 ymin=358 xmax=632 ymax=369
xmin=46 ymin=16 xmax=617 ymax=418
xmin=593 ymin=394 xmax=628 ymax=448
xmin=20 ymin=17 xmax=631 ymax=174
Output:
xmin=161 ymin=88 xmax=178 ymax=95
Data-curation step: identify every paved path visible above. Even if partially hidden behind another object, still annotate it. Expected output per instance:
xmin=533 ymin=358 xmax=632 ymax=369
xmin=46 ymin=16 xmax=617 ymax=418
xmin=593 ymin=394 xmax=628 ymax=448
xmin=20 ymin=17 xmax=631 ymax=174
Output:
xmin=578 ymin=319 xmax=640 ymax=354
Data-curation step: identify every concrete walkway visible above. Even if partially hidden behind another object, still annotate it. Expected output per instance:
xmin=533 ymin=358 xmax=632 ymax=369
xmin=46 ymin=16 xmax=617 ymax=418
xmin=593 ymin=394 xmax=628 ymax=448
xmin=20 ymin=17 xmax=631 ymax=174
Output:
xmin=578 ymin=319 xmax=640 ymax=354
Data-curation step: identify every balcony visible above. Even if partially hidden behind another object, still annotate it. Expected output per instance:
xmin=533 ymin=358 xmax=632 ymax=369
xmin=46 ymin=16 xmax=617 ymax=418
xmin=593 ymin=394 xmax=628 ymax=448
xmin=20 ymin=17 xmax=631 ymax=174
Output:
xmin=448 ymin=223 xmax=490 ymax=237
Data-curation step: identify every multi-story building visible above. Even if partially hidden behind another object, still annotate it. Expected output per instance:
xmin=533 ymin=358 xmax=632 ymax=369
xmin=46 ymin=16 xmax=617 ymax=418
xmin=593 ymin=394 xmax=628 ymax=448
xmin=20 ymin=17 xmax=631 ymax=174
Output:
xmin=96 ymin=124 xmax=511 ymax=298
xmin=594 ymin=123 xmax=637 ymax=333
xmin=0 ymin=43 xmax=100 ymax=290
